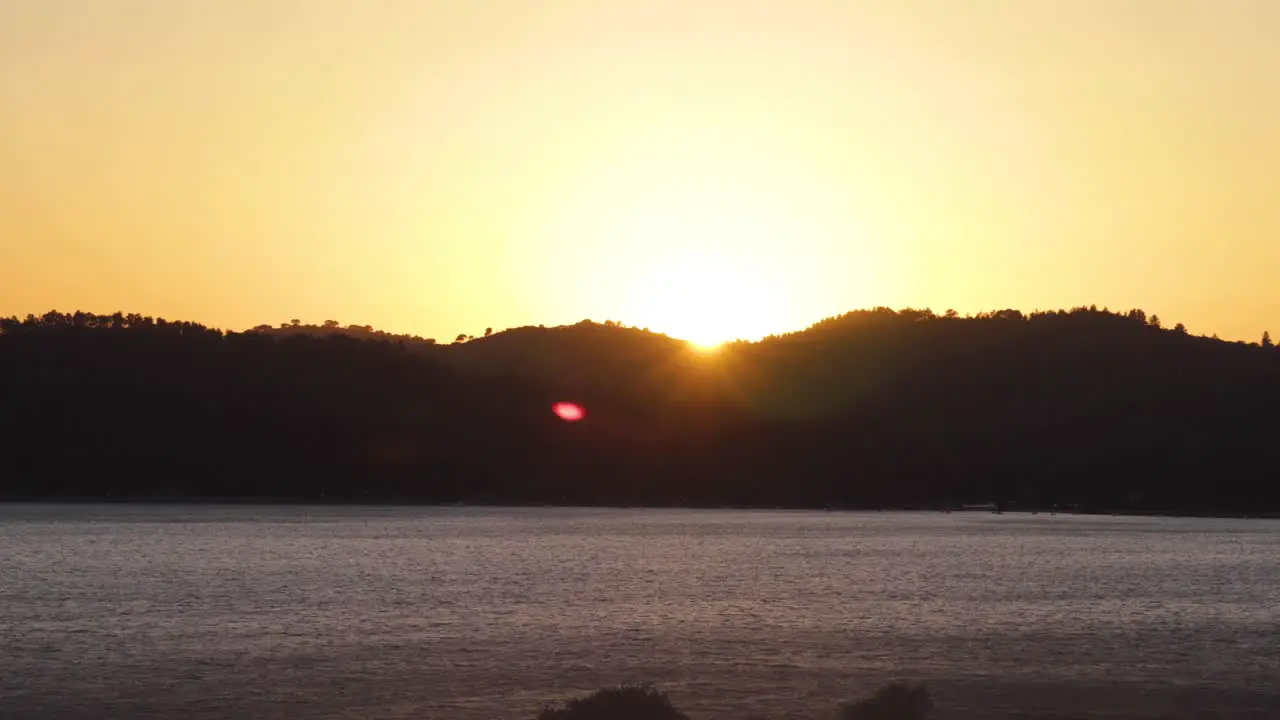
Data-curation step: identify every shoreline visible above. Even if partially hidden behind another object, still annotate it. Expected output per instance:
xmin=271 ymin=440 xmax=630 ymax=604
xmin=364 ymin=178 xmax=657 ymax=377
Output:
xmin=3 ymin=496 xmax=1278 ymax=520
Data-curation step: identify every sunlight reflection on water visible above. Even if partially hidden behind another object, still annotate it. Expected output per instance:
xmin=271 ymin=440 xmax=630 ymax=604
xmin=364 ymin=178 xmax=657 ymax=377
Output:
xmin=1 ymin=505 xmax=1278 ymax=719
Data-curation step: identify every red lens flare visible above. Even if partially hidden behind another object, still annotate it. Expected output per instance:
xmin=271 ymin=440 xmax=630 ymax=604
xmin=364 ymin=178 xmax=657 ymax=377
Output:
xmin=552 ymin=402 xmax=585 ymax=422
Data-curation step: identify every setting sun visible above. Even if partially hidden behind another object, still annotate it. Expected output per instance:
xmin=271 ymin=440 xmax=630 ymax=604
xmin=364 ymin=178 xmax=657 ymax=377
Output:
xmin=624 ymin=239 xmax=787 ymax=348
xmin=629 ymin=254 xmax=778 ymax=349
xmin=580 ymin=186 xmax=851 ymax=348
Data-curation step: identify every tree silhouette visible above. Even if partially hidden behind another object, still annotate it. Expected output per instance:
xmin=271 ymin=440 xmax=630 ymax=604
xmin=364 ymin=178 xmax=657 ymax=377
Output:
xmin=1263 ymin=331 xmax=1273 ymax=348
xmin=2 ymin=307 xmax=1279 ymax=512
xmin=485 ymin=327 xmax=493 ymax=337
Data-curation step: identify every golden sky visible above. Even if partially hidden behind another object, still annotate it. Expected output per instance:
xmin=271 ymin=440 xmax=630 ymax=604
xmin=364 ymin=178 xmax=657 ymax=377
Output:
xmin=3 ymin=0 xmax=1278 ymax=345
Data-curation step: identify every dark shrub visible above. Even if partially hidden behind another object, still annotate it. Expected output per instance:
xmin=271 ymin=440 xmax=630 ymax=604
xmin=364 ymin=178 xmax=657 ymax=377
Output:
xmin=839 ymin=682 xmax=932 ymax=720
xmin=537 ymin=684 xmax=690 ymax=720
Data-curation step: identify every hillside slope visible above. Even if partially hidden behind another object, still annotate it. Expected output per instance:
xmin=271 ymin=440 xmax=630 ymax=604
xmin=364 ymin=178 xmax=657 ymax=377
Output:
xmin=2 ymin=308 xmax=1277 ymax=511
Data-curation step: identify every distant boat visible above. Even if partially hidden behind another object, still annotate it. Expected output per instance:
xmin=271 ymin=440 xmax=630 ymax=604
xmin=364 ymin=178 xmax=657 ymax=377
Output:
xmin=958 ymin=502 xmax=999 ymax=512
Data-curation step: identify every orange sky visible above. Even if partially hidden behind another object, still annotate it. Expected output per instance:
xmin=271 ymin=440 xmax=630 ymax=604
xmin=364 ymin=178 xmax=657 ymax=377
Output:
xmin=3 ymin=0 xmax=1278 ymax=345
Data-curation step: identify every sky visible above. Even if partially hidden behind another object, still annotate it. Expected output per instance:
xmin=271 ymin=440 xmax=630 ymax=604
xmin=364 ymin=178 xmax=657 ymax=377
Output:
xmin=2 ymin=0 xmax=1278 ymax=345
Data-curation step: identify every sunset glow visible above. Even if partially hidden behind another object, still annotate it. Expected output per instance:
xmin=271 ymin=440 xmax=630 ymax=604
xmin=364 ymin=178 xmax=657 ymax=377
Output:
xmin=3 ymin=2 xmax=1280 ymax=342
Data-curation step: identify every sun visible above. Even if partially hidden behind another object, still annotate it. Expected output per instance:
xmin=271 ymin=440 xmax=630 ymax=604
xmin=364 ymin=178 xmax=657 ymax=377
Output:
xmin=688 ymin=337 xmax=725 ymax=353
xmin=602 ymin=196 xmax=808 ymax=348
xmin=585 ymin=182 xmax=856 ymax=349
xmin=624 ymin=247 xmax=794 ymax=349
xmin=642 ymin=264 xmax=749 ymax=348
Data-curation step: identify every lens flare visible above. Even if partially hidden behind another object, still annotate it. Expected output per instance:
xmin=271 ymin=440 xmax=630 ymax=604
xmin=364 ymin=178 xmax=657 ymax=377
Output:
xmin=553 ymin=402 xmax=585 ymax=422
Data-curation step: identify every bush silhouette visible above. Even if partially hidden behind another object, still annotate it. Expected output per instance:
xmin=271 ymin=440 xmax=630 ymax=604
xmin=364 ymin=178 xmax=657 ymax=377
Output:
xmin=839 ymin=682 xmax=932 ymax=720
xmin=536 ymin=684 xmax=689 ymax=720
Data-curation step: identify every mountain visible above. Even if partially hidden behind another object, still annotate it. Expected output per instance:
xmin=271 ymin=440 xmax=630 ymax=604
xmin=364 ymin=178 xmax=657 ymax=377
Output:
xmin=2 ymin=307 xmax=1277 ymax=512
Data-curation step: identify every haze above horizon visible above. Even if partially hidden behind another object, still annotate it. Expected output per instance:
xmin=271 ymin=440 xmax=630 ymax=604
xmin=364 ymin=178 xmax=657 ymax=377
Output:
xmin=3 ymin=1 xmax=1278 ymax=345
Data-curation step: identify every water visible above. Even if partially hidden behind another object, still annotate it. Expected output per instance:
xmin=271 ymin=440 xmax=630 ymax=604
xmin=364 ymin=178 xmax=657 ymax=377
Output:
xmin=1 ymin=505 xmax=1278 ymax=719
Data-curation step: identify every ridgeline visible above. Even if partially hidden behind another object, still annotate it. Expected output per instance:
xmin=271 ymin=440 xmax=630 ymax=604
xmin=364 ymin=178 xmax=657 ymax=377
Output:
xmin=2 ymin=308 xmax=1278 ymax=512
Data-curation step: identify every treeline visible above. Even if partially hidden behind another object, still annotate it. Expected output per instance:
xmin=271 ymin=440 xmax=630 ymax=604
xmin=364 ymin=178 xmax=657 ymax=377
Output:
xmin=2 ymin=307 xmax=1278 ymax=512
xmin=248 ymin=317 xmax=443 ymax=348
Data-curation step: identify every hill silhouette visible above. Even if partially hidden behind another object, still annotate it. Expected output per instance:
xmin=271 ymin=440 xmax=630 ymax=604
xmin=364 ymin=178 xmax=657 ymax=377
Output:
xmin=2 ymin=307 xmax=1278 ymax=512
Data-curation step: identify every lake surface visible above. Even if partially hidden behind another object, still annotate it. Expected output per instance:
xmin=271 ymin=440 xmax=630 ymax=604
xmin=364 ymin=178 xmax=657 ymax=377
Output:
xmin=1 ymin=505 xmax=1278 ymax=719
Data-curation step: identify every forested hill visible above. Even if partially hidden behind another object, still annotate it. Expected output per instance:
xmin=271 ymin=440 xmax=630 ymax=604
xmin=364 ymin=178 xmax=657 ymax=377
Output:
xmin=2 ymin=308 xmax=1278 ymax=512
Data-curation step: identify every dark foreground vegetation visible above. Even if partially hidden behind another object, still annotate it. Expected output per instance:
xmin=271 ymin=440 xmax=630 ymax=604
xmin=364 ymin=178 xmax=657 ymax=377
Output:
xmin=537 ymin=683 xmax=931 ymax=720
xmin=3 ymin=307 xmax=1279 ymax=512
